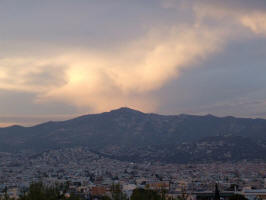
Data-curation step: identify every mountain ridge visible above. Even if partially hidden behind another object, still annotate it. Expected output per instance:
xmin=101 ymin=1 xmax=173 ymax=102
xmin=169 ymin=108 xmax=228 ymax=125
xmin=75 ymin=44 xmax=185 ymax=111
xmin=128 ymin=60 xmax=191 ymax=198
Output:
xmin=2 ymin=107 xmax=264 ymax=129
xmin=1 ymin=107 xmax=266 ymax=163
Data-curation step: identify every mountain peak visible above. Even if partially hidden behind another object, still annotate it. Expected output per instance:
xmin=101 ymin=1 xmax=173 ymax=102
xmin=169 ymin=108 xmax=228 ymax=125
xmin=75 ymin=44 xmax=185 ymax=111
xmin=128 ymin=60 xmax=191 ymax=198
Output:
xmin=110 ymin=107 xmax=143 ymax=114
xmin=1 ymin=108 xmax=266 ymax=163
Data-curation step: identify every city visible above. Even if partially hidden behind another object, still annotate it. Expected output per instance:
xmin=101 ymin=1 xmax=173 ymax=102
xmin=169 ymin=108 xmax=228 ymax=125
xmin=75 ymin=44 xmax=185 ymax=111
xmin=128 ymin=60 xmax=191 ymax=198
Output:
xmin=1 ymin=148 xmax=266 ymax=199
xmin=1 ymin=0 xmax=266 ymax=199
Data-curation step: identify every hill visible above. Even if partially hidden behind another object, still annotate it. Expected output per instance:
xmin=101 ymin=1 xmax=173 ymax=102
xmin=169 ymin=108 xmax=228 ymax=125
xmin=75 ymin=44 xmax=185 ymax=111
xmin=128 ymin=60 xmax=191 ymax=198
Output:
xmin=1 ymin=107 xmax=266 ymax=163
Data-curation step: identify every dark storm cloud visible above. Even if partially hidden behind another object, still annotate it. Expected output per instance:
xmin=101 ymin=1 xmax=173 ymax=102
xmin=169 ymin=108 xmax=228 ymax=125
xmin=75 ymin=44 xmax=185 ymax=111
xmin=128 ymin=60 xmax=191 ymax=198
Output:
xmin=156 ymin=36 xmax=266 ymax=118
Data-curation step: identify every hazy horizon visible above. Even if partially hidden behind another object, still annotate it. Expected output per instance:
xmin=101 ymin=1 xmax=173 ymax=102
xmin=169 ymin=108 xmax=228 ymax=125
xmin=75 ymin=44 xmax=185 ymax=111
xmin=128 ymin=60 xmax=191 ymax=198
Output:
xmin=2 ymin=106 xmax=266 ymax=128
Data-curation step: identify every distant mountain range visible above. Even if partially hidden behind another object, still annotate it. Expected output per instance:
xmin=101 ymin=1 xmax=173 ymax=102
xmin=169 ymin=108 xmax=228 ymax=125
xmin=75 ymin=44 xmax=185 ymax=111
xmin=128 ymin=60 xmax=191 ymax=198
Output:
xmin=1 ymin=107 xmax=266 ymax=163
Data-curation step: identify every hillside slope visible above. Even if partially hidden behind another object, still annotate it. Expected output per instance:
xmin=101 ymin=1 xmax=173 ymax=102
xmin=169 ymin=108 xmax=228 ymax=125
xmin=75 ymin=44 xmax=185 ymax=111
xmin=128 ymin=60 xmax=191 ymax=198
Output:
xmin=1 ymin=107 xmax=266 ymax=163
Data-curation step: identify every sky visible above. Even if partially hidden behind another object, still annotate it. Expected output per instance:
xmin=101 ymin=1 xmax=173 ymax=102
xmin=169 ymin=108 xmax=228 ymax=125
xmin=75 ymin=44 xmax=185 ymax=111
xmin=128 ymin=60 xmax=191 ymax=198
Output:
xmin=0 ymin=0 xmax=266 ymax=127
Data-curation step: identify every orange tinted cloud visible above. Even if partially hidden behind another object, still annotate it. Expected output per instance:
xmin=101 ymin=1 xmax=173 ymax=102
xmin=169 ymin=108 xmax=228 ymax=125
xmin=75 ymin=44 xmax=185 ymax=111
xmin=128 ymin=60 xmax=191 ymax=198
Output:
xmin=0 ymin=25 xmax=224 ymax=112
xmin=38 ymin=26 xmax=224 ymax=112
xmin=1 ymin=1 xmax=266 ymax=114
xmin=191 ymin=1 xmax=266 ymax=36
xmin=241 ymin=12 xmax=266 ymax=35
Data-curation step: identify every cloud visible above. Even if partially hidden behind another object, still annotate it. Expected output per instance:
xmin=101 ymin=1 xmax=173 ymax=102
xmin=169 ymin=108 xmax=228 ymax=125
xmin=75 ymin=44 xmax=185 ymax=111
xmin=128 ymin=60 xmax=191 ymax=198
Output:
xmin=192 ymin=94 xmax=266 ymax=118
xmin=0 ymin=57 xmax=67 ymax=92
xmin=162 ymin=0 xmax=266 ymax=36
xmin=241 ymin=12 xmax=266 ymax=35
xmin=1 ymin=0 xmax=266 ymax=116
xmin=0 ymin=24 xmax=225 ymax=112
xmin=190 ymin=0 xmax=266 ymax=36
xmin=39 ymin=25 xmax=224 ymax=112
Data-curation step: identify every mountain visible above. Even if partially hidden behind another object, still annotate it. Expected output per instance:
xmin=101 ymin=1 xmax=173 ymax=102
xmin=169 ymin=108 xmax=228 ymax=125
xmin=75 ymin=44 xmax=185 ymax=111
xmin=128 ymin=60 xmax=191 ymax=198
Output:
xmin=1 ymin=107 xmax=266 ymax=163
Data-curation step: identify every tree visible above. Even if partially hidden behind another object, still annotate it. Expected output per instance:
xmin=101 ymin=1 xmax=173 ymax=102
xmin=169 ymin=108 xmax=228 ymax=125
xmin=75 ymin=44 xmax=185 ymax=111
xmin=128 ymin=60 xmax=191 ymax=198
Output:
xmin=110 ymin=184 xmax=127 ymax=200
xmin=177 ymin=187 xmax=188 ymax=200
xmin=19 ymin=182 xmax=62 ymax=200
xmin=214 ymin=183 xmax=220 ymax=200
xmin=18 ymin=182 xmax=83 ymax=200
xmin=131 ymin=188 xmax=161 ymax=200
xmin=101 ymin=196 xmax=112 ymax=200
xmin=229 ymin=194 xmax=248 ymax=200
